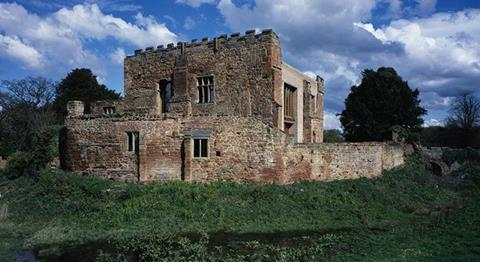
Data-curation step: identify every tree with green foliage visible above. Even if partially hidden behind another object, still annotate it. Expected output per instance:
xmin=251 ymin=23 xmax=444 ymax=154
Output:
xmin=340 ymin=67 xmax=427 ymax=142
xmin=53 ymin=68 xmax=120 ymax=119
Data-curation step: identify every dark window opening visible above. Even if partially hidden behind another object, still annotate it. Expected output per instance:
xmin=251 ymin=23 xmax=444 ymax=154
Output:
xmin=103 ymin=106 xmax=115 ymax=114
xmin=197 ymin=76 xmax=214 ymax=103
xmin=284 ymin=83 xmax=296 ymax=120
xmin=284 ymin=122 xmax=294 ymax=134
xmin=159 ymin=80 xmax=172 ymax=113
xmin=127 ymin=132 xmax=139 ymax=153
xmin=193 ymin=138 xmax=208 ymax=158
xmin=310 ymin=94 xmax=316 ymax=114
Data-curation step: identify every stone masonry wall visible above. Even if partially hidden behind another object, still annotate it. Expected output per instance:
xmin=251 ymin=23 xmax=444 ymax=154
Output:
xmin=183 ymin=116 xmax=286 ymax=183
xmin=63 ymin=113 xmax=404 ymax=184
xmin=124 ymin=29 xmax=282 ymax=126
xmin=63 ymin=114 xmax=184 ymax=182
xmin=281 ymin=142 xmax=404 ymax=184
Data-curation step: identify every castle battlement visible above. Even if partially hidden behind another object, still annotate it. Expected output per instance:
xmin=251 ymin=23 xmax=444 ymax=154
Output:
xmin=129 ymin=29 xmax=277 ymax=57
xmin=62 ymin=29 xmax=405 ymax=185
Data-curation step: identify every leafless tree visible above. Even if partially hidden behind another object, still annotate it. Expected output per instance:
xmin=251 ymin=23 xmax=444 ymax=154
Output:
xmin=446 ymin=93 xmax=480 ymax=129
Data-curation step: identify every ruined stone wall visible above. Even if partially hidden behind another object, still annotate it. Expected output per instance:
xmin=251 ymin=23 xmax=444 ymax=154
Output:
xmin=63 ymin=115 xmax=184 ymax=182
xmin=90 ymin=100 xmax=124 ymax=115
xmin=63 ymin=112 xmax=404 ymax=184
xmin=281 ymin=142 xmax=404 ymax=183
xmin=124 ymin=30 xmax=282 ymax=125
xmin=63 ymin=114 xmax=286 ymax=183
xmin=183 ymin=116 xmax=286 ymax=183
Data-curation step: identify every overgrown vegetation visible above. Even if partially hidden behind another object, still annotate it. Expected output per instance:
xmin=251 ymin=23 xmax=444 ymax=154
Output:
xmin=1 ymin=157 xmax=479 ymax=261
xmin=0 ymin=69 xmax=120 ymax=159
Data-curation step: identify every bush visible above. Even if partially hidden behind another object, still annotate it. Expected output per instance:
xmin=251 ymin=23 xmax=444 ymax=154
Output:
xmin=1 ymin=152 xmax=32 ymax=179
xmin=442 ymin=148 xmax=480 ymax=166
xmin=1 ymin=127 xmax=58 ymax=179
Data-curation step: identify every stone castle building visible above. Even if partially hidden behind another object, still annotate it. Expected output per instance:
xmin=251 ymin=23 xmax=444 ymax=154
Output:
xmin=62 ymin=29 xmax=404 ymax=183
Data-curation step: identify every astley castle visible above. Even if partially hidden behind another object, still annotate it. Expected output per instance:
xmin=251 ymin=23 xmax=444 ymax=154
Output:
xmin=61 ymin=29 xmax=404 ymax=184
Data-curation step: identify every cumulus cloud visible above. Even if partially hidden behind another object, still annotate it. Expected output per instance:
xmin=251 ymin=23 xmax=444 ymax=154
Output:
xmin=0 ymin=2 xmax=177 ymax=76
xmin=324 ymin=111 xmax=341 ymax=130
xmin=110 ymin=47 xmax=126 ymax=65
xmin=216 ymin=0 xmax=480 ymax=129
xmin=356 ymin=10 xmax=480 ymax=106
xmin=0 ymin=35 xmax=43 ymax=69
xmin=176 ymin=0 xmax=216 ymax=8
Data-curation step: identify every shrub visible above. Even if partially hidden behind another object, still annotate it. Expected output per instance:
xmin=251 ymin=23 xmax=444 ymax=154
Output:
xmin=1 ymin=127 xmax=58 ymax=179
xmin=442 ymin=148 xmax=480 ymax=166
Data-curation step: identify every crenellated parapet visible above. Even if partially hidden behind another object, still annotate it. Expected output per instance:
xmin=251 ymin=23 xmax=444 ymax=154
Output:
xmin=128 ymin=29 xmax=278 ymax=57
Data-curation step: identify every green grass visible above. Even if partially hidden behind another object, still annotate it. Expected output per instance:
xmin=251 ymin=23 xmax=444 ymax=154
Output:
xmin=0 ymin=157 xmax=479 ymax=261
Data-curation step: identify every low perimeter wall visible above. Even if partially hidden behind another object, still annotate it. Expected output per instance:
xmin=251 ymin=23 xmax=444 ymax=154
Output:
xmin=281 ymin=142 xmax=404 ymax=184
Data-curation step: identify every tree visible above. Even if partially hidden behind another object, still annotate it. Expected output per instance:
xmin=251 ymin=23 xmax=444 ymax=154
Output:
xmin=323 ymin=129 xmax=345 ymax=143
xmin=53 ymin=68 xmax=120 ymax=119
xmin=445 ymin=93 xmax=480 ymax=147
xmin=0 ymin=77 xmax=57 ymax=156
xmin=446 ymin=93 xmax=480 ymax=129
xmin=340 ymin=67 xmax=427 ymax=142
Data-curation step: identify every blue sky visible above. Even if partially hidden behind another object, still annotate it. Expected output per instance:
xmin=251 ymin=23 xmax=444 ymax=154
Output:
xmin=1 ymin=0 xmax=479 ymax=129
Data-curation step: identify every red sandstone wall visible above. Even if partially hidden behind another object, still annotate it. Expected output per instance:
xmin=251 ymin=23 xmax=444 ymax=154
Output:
xmin=63 ymin=115 xmax=183 ymax=182
xmin=183 ymin=116 xmax=286 ymax=183
xmin=123 ymin=30 xmax=281 ymax=124
xmin=63 ymin=114 xmax=404 ymax=184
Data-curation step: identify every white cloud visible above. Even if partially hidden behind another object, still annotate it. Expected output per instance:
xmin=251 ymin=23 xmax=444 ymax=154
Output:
xmin=423 ymin=118 xmax=443 ymax=127
xmin=217 ymin=0 xmax=480 ymax=123
xmin=110 ymin=48 xmax=126 ymax=65
xmin=0 ymin=2 xmax=177 ymax=76
xmin=356 ymin=10 xmax=480 ymax=97
xmin=324 ymin=111 xmax=341 ymax=130
xmin=0 ymin=34 xmax=43 ymax=69
xmin=176 ymin=0 xmax=216 ymax=8
xmin=184 ymin=16 xmax=196 ymax=30
xmin=54 ymin=4 xmax=177 ymax=47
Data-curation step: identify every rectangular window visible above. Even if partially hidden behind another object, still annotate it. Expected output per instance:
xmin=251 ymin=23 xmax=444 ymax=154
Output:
xmin=310 ymin=94 xmax=316 ymax=114
xmin=103 ymin=106 xmax=115 ymax=114
xmin=284 ymin=83 xmax=296 ymax=119
xmin=197 ymin=76 xmax=214 ymax=103
xmin=193 ymin=138 xmax=208 ymax=158
xmin=127 ymin=132 xmax=139 ymax=153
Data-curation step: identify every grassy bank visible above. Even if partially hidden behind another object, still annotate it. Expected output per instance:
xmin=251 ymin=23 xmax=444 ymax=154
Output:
xmin=0 ymin=157 xmax=479 ymax=261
